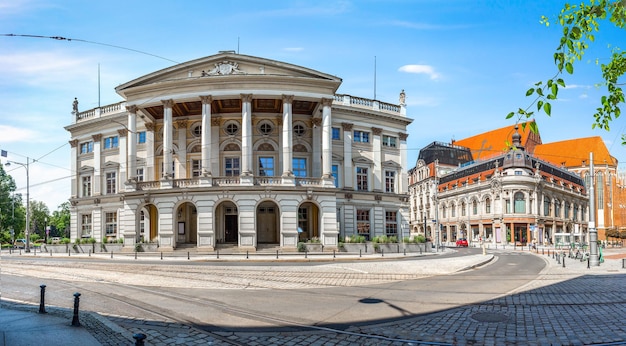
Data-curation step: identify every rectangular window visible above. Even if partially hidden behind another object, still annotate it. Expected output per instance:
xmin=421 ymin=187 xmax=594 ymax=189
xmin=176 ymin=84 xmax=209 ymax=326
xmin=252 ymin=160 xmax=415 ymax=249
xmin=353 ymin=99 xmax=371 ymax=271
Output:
xmin=356 ymin=209 xmax=371 ymax=240
xmin=136 ymin=168 xmax=144 ymax=182
xmin=161 ymin=161 xmax=176 ymax=179
xmin=385 ymin=211 xmax=397 ymax=236
xmin=103 ymin=136 xmax=119 ymax=149
xmin=331 ymin=164 xmax=339 ymax=187
xmin=81 ymin=214 xmax=92 ymax=238
xmin=258 ymin=157 xmax=275 ymax=176
xmin=293 ymin=158 xmax=307 ymax=177
xmin=106 ymin=172 xmax=116 ymax=194
xmin=452 ymin=205 xmax=456 ymax=217
xmin=137 ymin=131 xmax=146 ymax=144
xmin=506 ymin=200 xmax=511 ymax=213
xmin=353 ymin=130 xmax=370 ymax=143
xmin=81 ymin=176 xmax=91 ymax=197
xmin=225 ymin=157 xmax=240 ymax=176
xmin=298 ymin=207 xmax=308 ymax=235
xmin=191 ymin=159 xmax=202 ymax=177
xmin=544 ymin=200 xmax=551 ymax=216
xmin=385 ymin=171 xmax=395 ymax=193
xmin=356 ymin=167 xmax=368 ymax=191
xmin=105 ymin=212 xmax=117 ymax=236
xmin=139 ymin=211 xmax=145 ymax=237
xmin=461 ymin=203 xmax=466 ymax=217
xmin=382 ymin=135 xmax=397 ymax=148
xmin=332 ymin=127 xmax=341 ymax=140
xmin=80 ymin=141 xmax=93 ymax=154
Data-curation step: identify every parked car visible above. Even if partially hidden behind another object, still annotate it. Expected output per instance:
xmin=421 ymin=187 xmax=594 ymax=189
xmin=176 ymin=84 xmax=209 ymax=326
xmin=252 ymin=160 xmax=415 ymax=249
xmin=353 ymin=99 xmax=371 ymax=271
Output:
xmin=14 ymin=239 xmax=27 ymax=249
xmin=456 ymin=238 xmax=468 ymax=247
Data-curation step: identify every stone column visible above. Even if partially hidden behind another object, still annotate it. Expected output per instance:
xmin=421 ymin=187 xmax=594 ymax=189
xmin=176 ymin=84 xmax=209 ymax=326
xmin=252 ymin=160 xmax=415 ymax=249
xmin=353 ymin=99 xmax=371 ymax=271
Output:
xmin=321 ymin=98 xmax=333 ymax=185
xmin=117 ymin=129 xmax=128 ymax=187
xmin=69 ymin=139 xmax=78 ymax=198
xmin=162 ymin=99 xmax=174 ymax=179
xmin=241 ymin=94 xmax=253 ymax=177
xmin=92 ymin=134 xmax=102 ymax=195
xmin=399 ymin=133 xmax=409 ymax=193
xmin=145 ymin=123 xmax=155 ymax=181
xmin=200 ymin=96 xmax=212 ymax=176
xmin=276 ymin=116 xmax=283 ymax=174
xmin=282 ymin=95 xmax=294 ymax=176
xmin=211 ymin=117 xmax=221 ymax=176
xmin=312 ymin=118 xmax=322 ymax=178
xmin=126 ymin=105 xmax=138 ymax=181
xmin=175 ymin=120 xmax=187 ymax=178
xmin=342 ymin=123 xmax=353 ymax=189
xmin=372 ymin=127 xmax=382 ymax=192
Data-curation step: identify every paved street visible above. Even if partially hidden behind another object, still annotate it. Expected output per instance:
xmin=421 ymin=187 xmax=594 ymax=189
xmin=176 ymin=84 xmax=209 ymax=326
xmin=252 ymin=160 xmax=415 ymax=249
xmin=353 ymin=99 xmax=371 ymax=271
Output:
xmin=2 ymin=246 xmax=625 ymax=345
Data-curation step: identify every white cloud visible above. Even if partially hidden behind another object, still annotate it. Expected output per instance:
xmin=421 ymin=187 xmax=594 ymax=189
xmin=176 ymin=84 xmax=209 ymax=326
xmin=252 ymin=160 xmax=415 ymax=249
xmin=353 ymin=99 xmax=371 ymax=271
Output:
xmin=283 ymin=47 xmax=304 ymax=52
xmin=398 ymin=64 xmax=440 ymax=80
xmin=0 ymin=124 xmax=38 ymax=143
xmin=0 ymin=50 xmax=93 ymax=87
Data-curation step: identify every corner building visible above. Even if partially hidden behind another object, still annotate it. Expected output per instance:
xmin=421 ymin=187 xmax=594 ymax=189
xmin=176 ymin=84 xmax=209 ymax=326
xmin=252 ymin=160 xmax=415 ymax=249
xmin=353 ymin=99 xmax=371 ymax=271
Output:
xmin=65 ymin=52 xmax=413 ymax=250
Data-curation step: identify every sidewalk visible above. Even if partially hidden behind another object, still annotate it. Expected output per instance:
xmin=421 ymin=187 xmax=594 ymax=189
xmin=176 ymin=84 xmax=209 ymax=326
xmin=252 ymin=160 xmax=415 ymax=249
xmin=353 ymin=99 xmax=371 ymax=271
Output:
xmin=2 ymin=246 xmax=624 ymax=345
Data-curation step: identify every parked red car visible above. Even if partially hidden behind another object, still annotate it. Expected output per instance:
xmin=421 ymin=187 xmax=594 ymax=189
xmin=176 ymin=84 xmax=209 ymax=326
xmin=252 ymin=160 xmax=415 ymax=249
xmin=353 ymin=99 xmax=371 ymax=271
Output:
xmin=456 ymin=238 xmax=468 ymax=247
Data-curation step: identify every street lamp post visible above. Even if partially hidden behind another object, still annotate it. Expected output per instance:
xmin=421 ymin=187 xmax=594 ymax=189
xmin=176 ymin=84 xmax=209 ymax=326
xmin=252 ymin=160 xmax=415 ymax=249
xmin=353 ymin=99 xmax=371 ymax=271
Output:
xmin=5 ymin=158 xmax=31 ymax=253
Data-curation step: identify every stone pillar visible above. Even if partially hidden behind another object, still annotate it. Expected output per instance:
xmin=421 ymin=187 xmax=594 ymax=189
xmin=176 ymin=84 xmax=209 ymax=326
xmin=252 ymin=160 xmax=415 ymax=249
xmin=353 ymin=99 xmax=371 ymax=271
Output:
xmin=276 ymin=116 xmax=283 ymax=174
xmin=372 ymin=127 xmax=382 ymax=192
xmin=145 ymin=123 xmax=155 ymax=181
xmin=342 ymin=123 xmax=353 ymax=189
xmin=92 ymin=134 xmax=102 ymax=195
xmin=211 ymin=117 xmax=221 ymax=176
xmin=162 ymin=99 xmax=174 ymax=179
xmin=117 ymin=129 xmax=128 ymax=187
xmin=126 ymin=105 xmax=138 ymax=181
xmin=312 ymin=118 xmax=322 ymax=178
xmin=200 ymin=96 xmax=212 ymax=176
xmin=175 ymin=120 xmax=187 ymax=178
xmin=399 ymin=133 xmax=409 ymax=193
xmin=282 ymin=95 xmax=293 ymax=176
xmin=321 ymin=98 xmax=333 ymax=185
xmin=241 ymin=94 xmax=253 ymax=177
xmin=69 ymin=140 xmax=78 ymax=198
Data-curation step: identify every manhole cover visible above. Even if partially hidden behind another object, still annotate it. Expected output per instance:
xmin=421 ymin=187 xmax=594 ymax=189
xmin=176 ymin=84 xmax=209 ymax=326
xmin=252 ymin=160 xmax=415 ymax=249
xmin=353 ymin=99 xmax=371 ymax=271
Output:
xmin=359 ymin=298 xmax=383 ymax=304
xmin=471 ymin=312 xmax=509 ymax=323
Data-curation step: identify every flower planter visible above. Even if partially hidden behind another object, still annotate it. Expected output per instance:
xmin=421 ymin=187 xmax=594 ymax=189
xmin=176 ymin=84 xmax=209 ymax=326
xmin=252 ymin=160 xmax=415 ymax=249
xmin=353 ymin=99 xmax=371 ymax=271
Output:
xmin=341 ymin=242 xmax=374 ymax=254
xmin=303 ymin=243 xmax=324 ymax=252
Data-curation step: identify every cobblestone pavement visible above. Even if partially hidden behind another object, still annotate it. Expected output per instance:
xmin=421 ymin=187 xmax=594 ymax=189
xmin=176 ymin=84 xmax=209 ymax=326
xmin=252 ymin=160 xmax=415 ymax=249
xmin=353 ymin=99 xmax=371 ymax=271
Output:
xmin=4 ymin=247 xmax=626 ymax=345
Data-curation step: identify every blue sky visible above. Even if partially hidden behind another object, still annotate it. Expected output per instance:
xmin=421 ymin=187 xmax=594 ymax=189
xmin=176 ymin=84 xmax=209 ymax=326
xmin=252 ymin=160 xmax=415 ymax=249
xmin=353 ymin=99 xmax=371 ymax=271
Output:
xmin=1 ymin=0 xmax=624 ymax=210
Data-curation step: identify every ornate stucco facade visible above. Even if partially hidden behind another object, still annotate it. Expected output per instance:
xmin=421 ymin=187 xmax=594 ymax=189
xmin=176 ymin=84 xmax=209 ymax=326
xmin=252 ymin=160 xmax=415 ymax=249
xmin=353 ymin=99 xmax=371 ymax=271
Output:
xmin=65 ymin=52 xmax=413 ymax=250
xmin=409 ymin=128 xmax=589 ymax=247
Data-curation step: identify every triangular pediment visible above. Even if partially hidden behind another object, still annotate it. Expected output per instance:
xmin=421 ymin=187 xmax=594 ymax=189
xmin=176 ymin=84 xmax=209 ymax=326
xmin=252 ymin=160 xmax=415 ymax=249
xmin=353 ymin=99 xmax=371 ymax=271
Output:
xmin=116 ymin=52 xmax=342 ymax=97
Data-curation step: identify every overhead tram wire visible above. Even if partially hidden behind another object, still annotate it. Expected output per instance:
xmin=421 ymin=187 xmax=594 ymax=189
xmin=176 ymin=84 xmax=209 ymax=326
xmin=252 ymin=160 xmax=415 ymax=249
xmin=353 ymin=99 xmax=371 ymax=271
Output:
xmin=1 ymin=34 xmax=180 ymax=64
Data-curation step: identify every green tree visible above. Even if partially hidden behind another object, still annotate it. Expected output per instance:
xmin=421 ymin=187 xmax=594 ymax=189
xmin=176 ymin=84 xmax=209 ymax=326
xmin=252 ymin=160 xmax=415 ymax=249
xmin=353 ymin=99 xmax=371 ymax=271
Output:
xmin=508 ymin=0 xmax=625 ymax=139
xmin=50 ymin=201 xmax=71 ymax=238
xmin=29 ymin=200 xmax=50 ymax=240
xmin=0 ymin=164 xmax=24 ymax=237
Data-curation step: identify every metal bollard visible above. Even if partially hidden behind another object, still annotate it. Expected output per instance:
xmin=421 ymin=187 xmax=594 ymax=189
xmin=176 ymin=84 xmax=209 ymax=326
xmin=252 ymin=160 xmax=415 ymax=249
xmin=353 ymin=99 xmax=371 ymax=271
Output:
xmin=216 ymin=250 xmax=219 ymax=259
xmin=403 ymin=248 xmax=406 ymax=256
xmin=562 ymin=254 xmax=566 ymax=268
xmin=133 ymin=333 xmax=147 ymax=346
xmin=88 ymin=249 xmax=91 ymax=257
xmin=381 ymin=249 xmax=384 ymax=257
xmin=39 ymin=284 xmax=47 ymax=314
xmin=71 ymin=292 xmax=81 ymax=327
xmin=160 ymin=252 xmax=163 ymax=260
xmin=333 ymin=250 xmax=336 ymax=258
xmin=34 ymin=247 xmax=36 ymax=255
xmin=110 ymin=251 xmax=113 ymax=259
xmin=187 ymin=251 xmax=190 ymax=260
xmin=276 ymin=250 xmax=279 ymax=259
xmin=246 ymin=250 xmax=249 ymax=259
xmin=135 ymin=251 xmax=137 ymax=260
xmin=622 ymin=258 xmax=625 ymax=269
xmin=588 ymin=257 xmax=590 ymax=269
xmin=68 ymin=249 xmax=70 ymax=256
xmin=50 ymin=250 xmax=52 ymax=257
xmin=359 ymin=249 xmax=362 ymax=258
xmin=305 ymin=249 xmax=308 ymax=259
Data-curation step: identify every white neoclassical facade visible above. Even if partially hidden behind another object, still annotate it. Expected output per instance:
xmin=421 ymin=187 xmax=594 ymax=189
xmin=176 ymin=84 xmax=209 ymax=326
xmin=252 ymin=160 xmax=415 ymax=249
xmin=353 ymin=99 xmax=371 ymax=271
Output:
xmin=409 ymin=130 xmax=589 ymax=247
xmin=65 ymin=52 xmax=413 ymax=250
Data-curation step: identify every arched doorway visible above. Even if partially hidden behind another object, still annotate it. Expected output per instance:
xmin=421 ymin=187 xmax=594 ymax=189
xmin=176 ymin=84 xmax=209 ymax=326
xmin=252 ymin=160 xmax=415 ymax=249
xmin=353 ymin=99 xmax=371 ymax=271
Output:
xmin=216 ymin=201 xmax=238 ymax=244
xmin=140 ymin=204 xmax=158 ymax=243
xmin=175 ymin=202 xmax=197 ymax=244
xmin=297 ymin=202 xmax=320 ymax=242
xmin=256 ymin=201 xmax=279 ymax=243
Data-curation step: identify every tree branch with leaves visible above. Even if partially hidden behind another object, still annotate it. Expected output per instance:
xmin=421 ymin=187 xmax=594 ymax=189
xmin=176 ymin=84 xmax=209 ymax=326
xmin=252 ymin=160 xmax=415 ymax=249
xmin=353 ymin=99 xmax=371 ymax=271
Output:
xmin=508 ymin=0 xmax=625 ymax=141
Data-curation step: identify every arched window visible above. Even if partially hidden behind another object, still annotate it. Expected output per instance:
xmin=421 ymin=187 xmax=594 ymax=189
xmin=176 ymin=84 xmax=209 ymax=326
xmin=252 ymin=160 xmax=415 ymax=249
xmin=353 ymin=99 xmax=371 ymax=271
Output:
xmin=514 ymin=192 xmax=525 ymax=213
xmin=485 ymin=198 xmax=491 ymax=213
xmin=472 ymin=200 xmax=478 ymax=215
xmin=597 ymin=172 xmax=604 ymax=206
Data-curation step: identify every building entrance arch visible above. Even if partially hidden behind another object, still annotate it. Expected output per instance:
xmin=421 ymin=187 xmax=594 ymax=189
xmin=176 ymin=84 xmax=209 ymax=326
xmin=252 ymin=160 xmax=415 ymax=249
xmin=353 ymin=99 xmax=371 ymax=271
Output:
xmin=257 ymin=201 xmax=279 ymax=243
xmin=216 ymin=201 xmax=239 ymax=244
xmin=297 ymin=202 xmax=320 ymax=242
xmin=140 ymin=204 xmax=159 ymax=243
xmin=175 ymin=202 xmax=198 ymax=244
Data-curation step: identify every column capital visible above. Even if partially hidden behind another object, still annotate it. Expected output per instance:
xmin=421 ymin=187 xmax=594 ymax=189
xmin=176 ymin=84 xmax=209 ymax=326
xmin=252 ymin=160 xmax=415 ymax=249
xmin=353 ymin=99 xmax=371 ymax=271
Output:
xmin=211 ymin=116 xmax=221 ymax=126
xmin=399 ymin=132 xmax=409 ymax=141
xmin=199 ymin=95 xmax=213 ymax=104
xmin=145 ymin=122 xmax=155 ymax=132
xmin=275 ymin=116 xmax=283 ymax=126
xmin=372 ymin=127 xmax=383 ymax=136
xmin=282 ymin=95 xmax=294 ymax=103
xmin=174 ymin=120 xmax=188 ymax=130
xmin=126 ymin=105 xmax=138 ymax=114
xmin=92 ymin=134 xmax=102 ymax=142
xmin=240 ymin=94 xmax=253 ymax=103
xmin=117 ymin=129 xmax=128 ymax=137
xmin=69 ymin=139 xmax=79 ymax=148
xmin=312 ymin=118 xmax=322 ymax=127
xmin=161 ymin=99 xmax=175 ymax=108
xmin=321 ymin=98 xmax=333 ymax=107
xmin=342 ymin=122 xmax=353 ymax=131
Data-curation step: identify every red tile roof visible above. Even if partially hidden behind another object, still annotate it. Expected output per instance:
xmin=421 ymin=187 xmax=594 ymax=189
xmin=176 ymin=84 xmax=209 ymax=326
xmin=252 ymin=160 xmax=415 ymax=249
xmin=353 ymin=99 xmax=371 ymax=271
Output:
xmin=533 ymin=136 xmax=617 ymax=167
xmin=453 ymin=121 xmax=542 ymax=160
